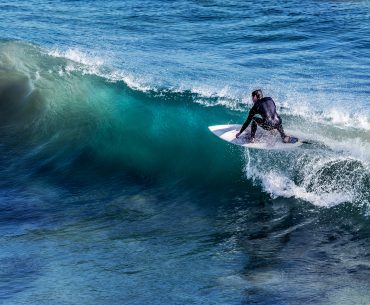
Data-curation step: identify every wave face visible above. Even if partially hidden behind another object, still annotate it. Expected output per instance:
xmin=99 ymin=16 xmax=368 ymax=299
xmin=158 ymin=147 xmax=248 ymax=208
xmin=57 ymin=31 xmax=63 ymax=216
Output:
xmin=0 ymin=41 xmax=368 ymax=209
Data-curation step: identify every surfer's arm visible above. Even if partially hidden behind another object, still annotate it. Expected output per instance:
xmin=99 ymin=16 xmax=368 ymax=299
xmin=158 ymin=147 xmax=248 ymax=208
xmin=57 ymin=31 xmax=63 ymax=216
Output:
xmin=236 ymin=107 xmax=256 ymax=137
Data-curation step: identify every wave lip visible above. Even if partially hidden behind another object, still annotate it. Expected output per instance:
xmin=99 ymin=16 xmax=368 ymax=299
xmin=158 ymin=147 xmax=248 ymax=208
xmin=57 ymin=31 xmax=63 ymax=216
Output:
xmin=47 ymin=47 xmax=154 ymax=92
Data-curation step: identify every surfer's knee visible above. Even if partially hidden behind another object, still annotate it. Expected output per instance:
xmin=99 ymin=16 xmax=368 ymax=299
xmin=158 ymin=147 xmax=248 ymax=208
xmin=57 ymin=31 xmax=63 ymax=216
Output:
xmin=253 ymin=118 xmax=263 ymax=126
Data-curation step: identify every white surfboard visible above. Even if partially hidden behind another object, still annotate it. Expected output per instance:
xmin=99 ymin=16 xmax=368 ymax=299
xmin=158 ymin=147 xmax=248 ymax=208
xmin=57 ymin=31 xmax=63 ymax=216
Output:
xmin=209 ymin=124 xmax=303 ymax=150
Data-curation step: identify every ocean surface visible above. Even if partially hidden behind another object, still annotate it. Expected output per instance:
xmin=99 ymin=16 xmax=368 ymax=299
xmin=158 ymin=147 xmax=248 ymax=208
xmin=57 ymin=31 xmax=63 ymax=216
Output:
xmin=0 ymin=0 xmax=369 ymax=304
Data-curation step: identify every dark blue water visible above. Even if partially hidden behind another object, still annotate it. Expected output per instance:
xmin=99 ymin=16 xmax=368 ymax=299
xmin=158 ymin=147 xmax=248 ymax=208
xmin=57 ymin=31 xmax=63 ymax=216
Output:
xmin=0 ymin=1 xmax=369 ymax=304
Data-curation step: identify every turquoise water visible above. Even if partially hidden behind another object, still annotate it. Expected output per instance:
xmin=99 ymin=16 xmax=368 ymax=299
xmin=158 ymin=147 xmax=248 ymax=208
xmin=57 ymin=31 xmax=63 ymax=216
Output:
xmin=0 ymin=1 xmax=369 ymax=304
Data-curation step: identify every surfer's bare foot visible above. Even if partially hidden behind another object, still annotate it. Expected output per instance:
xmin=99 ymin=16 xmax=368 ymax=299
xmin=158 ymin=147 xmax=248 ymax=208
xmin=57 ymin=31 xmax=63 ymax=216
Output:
xmin=250 ymin=137 xmax=255 ymax=143
xmin=283 ymin=136 xmax=291 ymax=143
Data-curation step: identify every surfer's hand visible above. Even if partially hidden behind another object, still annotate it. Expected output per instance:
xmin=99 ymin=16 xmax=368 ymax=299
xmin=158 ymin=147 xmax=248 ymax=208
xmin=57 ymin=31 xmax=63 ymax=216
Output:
xmin=236 ymin=132 xmax=241 ymax=138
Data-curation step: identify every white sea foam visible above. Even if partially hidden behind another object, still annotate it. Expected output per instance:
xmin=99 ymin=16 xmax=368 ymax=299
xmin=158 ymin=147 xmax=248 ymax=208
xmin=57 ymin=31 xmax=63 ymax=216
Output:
xmin=325 ymin=138 xmax=370 ymax=166
xmin=107 ymin=70 xmax=154 ymax=92
xmin=47 ymin=47 xmax=154 ymax=92
xmin=48 ymin=48 xmax=104 ymax=69
xmin=260 ymin=170 xmax=354 ymax=207
xmin=244 ymin=149 xmax=368 ymax=208
xmin=193 ymin=98 xmax=245 ymax=112
xmin=186 ymin=84 xmax=237 ymax=100
xmin=326 ymin=108 xmax=370 ymax=130
xmin=281 ymin=103 xmax=370 ymax=132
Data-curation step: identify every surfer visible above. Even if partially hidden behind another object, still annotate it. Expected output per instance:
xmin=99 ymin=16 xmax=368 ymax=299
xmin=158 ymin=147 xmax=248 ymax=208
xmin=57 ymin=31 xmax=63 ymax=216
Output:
xmin=235 ymin=89 xmax=291 ymax=143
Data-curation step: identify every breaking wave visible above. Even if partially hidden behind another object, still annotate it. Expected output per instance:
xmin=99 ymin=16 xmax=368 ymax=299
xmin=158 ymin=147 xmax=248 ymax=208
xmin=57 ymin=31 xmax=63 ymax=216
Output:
xmin=0 ymin=40 xmax=369 ymax=210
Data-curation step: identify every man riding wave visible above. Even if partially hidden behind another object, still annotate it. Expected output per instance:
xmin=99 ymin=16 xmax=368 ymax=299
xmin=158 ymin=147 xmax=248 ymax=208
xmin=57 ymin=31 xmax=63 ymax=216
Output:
xmin=236 ymin=89 xmax=291 ymax=143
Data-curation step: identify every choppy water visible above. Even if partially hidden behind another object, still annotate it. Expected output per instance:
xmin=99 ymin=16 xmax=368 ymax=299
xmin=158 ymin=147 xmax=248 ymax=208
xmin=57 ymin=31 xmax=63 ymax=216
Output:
xmin=0 ymin=1 xmax=369 ymax=304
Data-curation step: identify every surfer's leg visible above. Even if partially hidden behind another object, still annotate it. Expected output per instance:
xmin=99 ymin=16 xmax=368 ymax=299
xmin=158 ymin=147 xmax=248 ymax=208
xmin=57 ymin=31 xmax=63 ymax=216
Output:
xmin=251 ymin=118 xmax=263 ymax=139
xmin=276 ymin=124 xmax=291 ymax=143
xmin=250 ymin=120 xmax=257 ymax=140
xmin=276 ymin=124 xmax=286 ymax=139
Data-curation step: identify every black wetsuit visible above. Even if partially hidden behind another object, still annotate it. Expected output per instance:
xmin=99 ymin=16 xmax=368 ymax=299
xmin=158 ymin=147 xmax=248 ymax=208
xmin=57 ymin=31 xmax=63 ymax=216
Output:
xmin=239 ymin=97 xmax=286 ymax=139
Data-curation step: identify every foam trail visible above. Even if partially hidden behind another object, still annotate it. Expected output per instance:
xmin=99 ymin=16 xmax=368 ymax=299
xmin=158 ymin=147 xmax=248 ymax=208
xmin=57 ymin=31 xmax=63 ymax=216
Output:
xmin=244 ymin=149 xmax=369 ymax=208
